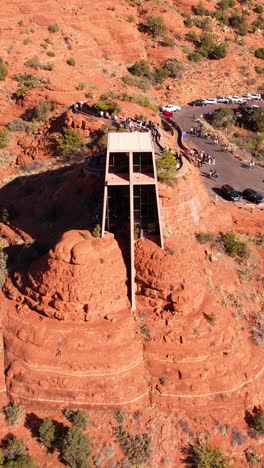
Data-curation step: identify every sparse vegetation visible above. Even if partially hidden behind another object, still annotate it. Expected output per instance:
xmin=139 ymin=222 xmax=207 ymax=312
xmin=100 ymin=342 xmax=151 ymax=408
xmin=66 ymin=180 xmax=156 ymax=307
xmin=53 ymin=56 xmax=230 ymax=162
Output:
xmin=251 ymin=407 xmax=264 ymax=434
xmin=128 ymin=59 xmax=151 ymax=77
xmin=115 ymin=426 xmax=151 ymax=465
xmin=0 ymin=58 xmax=8 ymax=81
xmin=4 ymin=436 xmax=28 ymax=461
xmin=75 ymin=82 xmax=87 ymax=90
xmin=195 ymin=232 xmax=215 ymax=244
xmin=48 ymin=24 xmax=59 ymax=33
xmin=222 ymin=232 xmax=249 ymax=259
xmin=92 ymin=224 xmax=101 ymax=238
xmin=3 ymin=403 xmax=25 ymax=426
xmin=188 ymin=441 xmax=230 ymax=467
xmin=204 ymin=312 xmax=217 ymax=326
xmin=13 ymin=73 xmax=44 ymax=89
xmin=93 ymin=99 xmax=121 ymax=114
xmin=251 ymin=312 xmax=264 ymax=347
xmin=56 ymin=127 xmax=84 ymax=160
xmin=130 ymin=95 xmax=158 ymax=111
xmin=208 ymin=108 xmax=235 ymax=128
xmin=61 ymin=426 xmax=91 ymax=468
xmin=0 ymin=248 xmax=8 ymax=287
xmin=31 ymin=99 xmax=56 ymax=122
xmin=39 ymin=418 xmax=58 ymax=450
xmin=24 ymin=56 xmax=53 ymax=71
xmin=62 ymin=409 xmax=89 ymax=430
xmin=143 ymin=15 xmax=167 ymax=38
xmin=0 ymin=128 xmax=10 ymax=149
xmin=159 ymin=377 xmax=167 ymax=385
xmin=66 ymin=57 xmax=76 ymax=66
xmin=156 ymin=149 xmax=178 ymax=184
xmin=122 ymin=75 xmax=151 ymax=91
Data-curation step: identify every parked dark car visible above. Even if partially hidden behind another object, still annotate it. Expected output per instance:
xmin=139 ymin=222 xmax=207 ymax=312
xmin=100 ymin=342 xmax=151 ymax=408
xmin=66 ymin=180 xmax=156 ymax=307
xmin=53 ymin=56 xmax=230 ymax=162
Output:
xmin=242 ymin=188 xmax=263 ymax=204
xmin=189 ymin=100 xmax=205 ymax=106
xmin=221 ymin=184 xmax=241 ymax=201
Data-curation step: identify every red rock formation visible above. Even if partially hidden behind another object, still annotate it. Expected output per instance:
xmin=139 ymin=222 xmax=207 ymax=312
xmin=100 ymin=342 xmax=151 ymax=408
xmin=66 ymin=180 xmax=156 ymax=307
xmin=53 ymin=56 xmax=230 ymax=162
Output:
xmin=1 ymin=230 xmax=147 ymax=409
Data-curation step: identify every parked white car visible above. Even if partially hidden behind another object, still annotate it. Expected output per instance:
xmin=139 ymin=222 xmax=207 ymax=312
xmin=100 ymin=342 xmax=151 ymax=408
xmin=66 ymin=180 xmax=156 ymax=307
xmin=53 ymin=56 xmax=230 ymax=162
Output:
xmin=161 ymin=104 xmax=181 ymax=112
xmin=215 ymin=96 xmax=230 ymax=103
xmin=246 ymin=93 xmax=261 ymax=100
xmin=202 ymin=98 xmax=218 ymax=105
xmin=228 ymin=96 xmax=244 ymax=103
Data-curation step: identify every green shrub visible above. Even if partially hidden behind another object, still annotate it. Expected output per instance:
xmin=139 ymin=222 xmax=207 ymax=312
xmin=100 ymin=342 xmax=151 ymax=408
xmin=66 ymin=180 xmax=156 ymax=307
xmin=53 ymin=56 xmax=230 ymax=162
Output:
xmin=0 ymin=128 xmax=10 ymax=148
xmin=4 ymin=436 xmax=27 ymax=461
xmin=212 ymin=10 xmax=229 ymax=24
xmin=61 ymin=426 xmax=91 ymax=468
xmin=39 ymin=418 xmax=57 ymax=450
xmin=251 ymin=409 xmax=264 ymax=434
xmin=153 ymin=67 xmax=170 ymax=83
xmin=163 ymin=59 xmax=184 ymax=78
xmin=93 ymin=99 xmax=121 ymax=114
xmin=192 ymin=2 xmax=211 ymax=16
xmin=190 ymin=441 xmax=230 ymax=467
xmin=195 ymin=232 xmax=215 ymax=243
xmin=4 ymin=455 xmax=38 ymax=468
xmin=130 ymin=95 xmax=158 ymax=111
xmin=75 ymin=81 xmax=86 ymax=90
xmin=31 ymin=99 xmax=56 ymax=122
xmin=13 ymin=73 xmax=43 ymax=89
xmin=144 ymin=15 xmax=167 ymax=37
xmin=92 ymin=224 xmax=101 ymax=238
xmin=188 ymin=52 xmax=204 ymax=62
xmin=222 ymin=232 xmax=249 ymax=259
xmin=48 ymin=24 xmax=59 ymax=33
xmin=255 ymin=48 xmax=264 ymax=59
xmin=208 ymin=43 xmax=227 ymax=60
xmin=115 ymin=426 xmax=151 ymax=465
xmin=208 ymin=108 xmax=234 ymax=128
xmin=3 ymin=403 xmax=25 ymax=426
xmin=11 ymin=86 xmax=29 ymax=100
xmin=56 ymin=127 xmax=84 ymax=160
xmin=0 ymin=59 xmax=8 ymax=81
xmin=24 ymin=56 xmax=42 ymax=70
xmin=217 ymin=0 xmax=235 ymax=9
xmin=204 ymin=312 xmax=217 ymax=326
xmin=229 ymin=13 xmax=249 ymax=35
xmin=0 ymin=248 xmax=8 ymax=287
xmin=66 ymin=57 xmax=76 ymax=66
xmin=255 ymin=65 xmax=264 ymax=74
xmin=122 ymin=75 xmax=151 ymax=91
xmin=128 ymin=59 xmax=151 ymax=77
xmin=239 ymin=108 xmax=264 ymax=132
xmin=127 ymin=14 xmax=135 ymax=22
xmin=62 ymin=409 xmax=89 ymax=430
xmin=7 ymin=119 xmax=35 ymax=133
xmin=254 ymin=4 xmax=264 ymax=14
xmin=47 ymin=51 xmax=55 ymax=57
xmin=160 ymin=35 xmax=175 ymax=47
xmin=186 ymin=31 xmax=200 ymax=44
xmin=156 ymin=149 xmax=178 ymax=183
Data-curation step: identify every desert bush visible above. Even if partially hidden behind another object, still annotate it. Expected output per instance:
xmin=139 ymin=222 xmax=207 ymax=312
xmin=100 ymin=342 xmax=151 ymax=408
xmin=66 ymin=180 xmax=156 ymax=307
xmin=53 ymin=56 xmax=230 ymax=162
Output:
xmin=24 ymin=56 xmax=42 ymax=70
xmin=11 ymin=86 xmax=30 ymax=100
xmin=39 ymin=418 xmax=58 ymax=450
xmin=48 ymin=23 xmax=59 ymax=32
xmin=195 ymin=232 xmax=215 ymax=243
xmin=122 ymin=75 xmax=151 ymax=91
xmin=143 ymin=15 xmax=167 ymax=37
xmin=212 ymin=10 xmax=229 ymax=24
xmin=115 ymin=426 xmax=151 ymax=465
xmin=31 ymin=99 xmax=56 ymax=122
xmin=159 ymin=377 xmax=167 ymax=385
xmin=4 ymin=436 xmax=28 ymax=461
xmin=3 ymin=403 xmax=25 ymax=426
xmin=254 ymin=4 xmax=264 ymax=13
xmin=92 ymin=224 xmax=101 ymax=238
xmin=4 ymin=455 xmax=38 ymax=467
xmin=62 ymin=409 xmax=89 ymax=430
xmin=47 ymin=51 xmax=55 ymax=57
xmin=0 ymin=58 xmax=8 ymax=81
xmin=251 ymin=408 xmax=264 ymax=434
xmin=229 ymin=13 xmax=249 ymax=35
xmin=114 ymin=411 xmax=124 ymax=424
xmin=208 ymin=108 xmax=234 ymax=128
xmin=75 ymin=81 xmax=86 ymax=90
xmin=208 ymin=43 xmax=227 ymax=60
xmin=0 ymin=128 xmax=10 ymax=148
xmin=156 ymin=149 xmax=178 ymax=184
xmin=66 ymin=57 xmax=76 ymax=66
xmin=245 ymin=448 xmax=262 ymax=467
xmin=255 ymin=48 xmax=264 ymax=59
xmin=56 ymin=127 xmax=84 ymax=160
xmin=188 ymin=52 xmax=204 ymax=62
xmin=131 ymin=95 xmax=158 ymax=111
xmin=7 ymin=118 xmax=35 ymax=133
xmin=186 ymin=31 xmax=200 ymax=44
xmin=93 ymin=99 xmax=121 ymax=114
xmin=61 ymin=426 xmax=91 ymax=468
xmin=222 ymin=232 xmax=249 ymax=259
xmin=128 ymin=59 xmax=151 ymax=77
xmin=204 ymin=312 xmax=217 ymax=326
xmin=153 ymin=67 xmax=171 ymax=83
xmin=127 ymin=14 xmax=135 ymax=22
xmin=189 ymin=441 xmax=230 ymax=467
xmin=160 ymin=35 xmax=175 ymax=47
xmin=0 ymin=248 xmax=8 ymax=287
xmin=218 ymin=0 xmax=236 ymax=9
xmin=13 ymin=73 xmax=43 ymax=89
xmin=239 ymin=108 xmax=264 ymax=132
xmin=192 ymin=2 xmax=211 ymax=16
xmin=251 ymin=312 xmax=264 ymax=347
xmin=163 ymin=59 xmax=184 ymax=78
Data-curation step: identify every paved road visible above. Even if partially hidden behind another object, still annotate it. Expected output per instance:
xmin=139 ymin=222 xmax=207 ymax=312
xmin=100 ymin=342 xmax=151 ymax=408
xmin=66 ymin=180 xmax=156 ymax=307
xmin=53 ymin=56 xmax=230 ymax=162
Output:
xmin=173 ymin=102 xmax=264 ymax=200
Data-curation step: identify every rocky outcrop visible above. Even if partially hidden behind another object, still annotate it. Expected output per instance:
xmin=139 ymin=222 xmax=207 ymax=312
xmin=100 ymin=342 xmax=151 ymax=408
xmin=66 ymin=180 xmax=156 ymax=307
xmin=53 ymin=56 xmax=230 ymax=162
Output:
xmin=1 ymin=231 xmax=147 ymax=409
